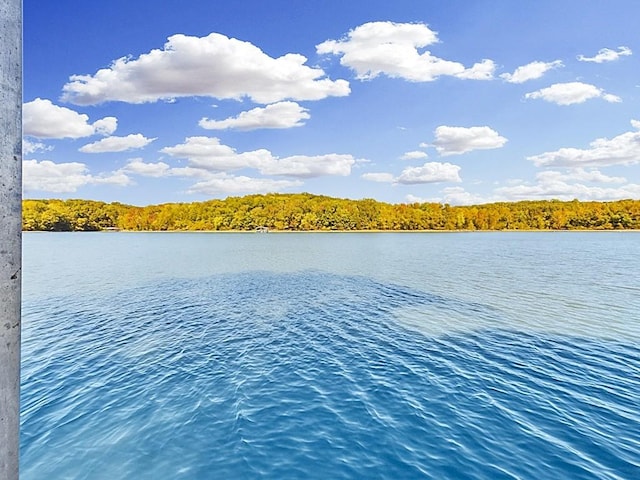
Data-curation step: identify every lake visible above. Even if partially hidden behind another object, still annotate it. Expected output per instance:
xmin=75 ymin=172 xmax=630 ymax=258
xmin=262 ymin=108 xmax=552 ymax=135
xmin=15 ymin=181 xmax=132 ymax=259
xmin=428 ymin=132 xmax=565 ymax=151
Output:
xmin=20 ymin=232 xmax=640 ymax=479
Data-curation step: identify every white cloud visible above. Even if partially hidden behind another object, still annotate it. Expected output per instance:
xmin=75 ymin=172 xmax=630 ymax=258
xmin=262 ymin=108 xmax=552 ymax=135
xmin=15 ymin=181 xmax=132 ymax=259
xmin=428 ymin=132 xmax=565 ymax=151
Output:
xmin=432 ymin=125 xmax=507 ymax=156
xmin=396 ymin=162 xmax=461 ymax=184
xmin=406 ymin=187 xmax=491 ymax=206
xmin=79 ymin=134 xmax=156 ymax=153
xmin=452 ymin=59 xmax=496 ymax=80
xmin=93 ymin=118 xmax=119 ymax=136
xmin=496 ymin=178 xmax=640 ymax=202
xmin=186 ymin=174 xmax=302 ymax=195
xmin=23 ymin=139 xmax=52 ymax=155
xmin=199 ymin=101 xmax=310 ymax=130
xmin=260 ymin=154 xmax=356 ymax=178
xmin=62 ymin=33 xmax=350 ymax=105
xmin=23 ymin=159 xmax=131 ymax=193
xmin=362 ymin=172 xmax=396 ymax=183
xmin=118 ymin=159 xmax=301 ymax=195
xmin=525 ymin=82 xmax=621 ymax=105
xmin=363 ymin=162 xmax=461 ymax=184
xmin=121 ymin=159 xmax=171 ymax=177
xmin=317 ymin=21 xmax=495 ymax=82
xmin=536 ymin=169 xmax=626 ymax=184
xmin=161 ymin=136 xmax=358 ymax=178
xmin=161 ymin=137 xmax=270 ymax=171
xmin=528 ymin=120 xmax=640 ymax=167
xmin=405 ymin=194 xmax=430 ymax=204
xmin=23 ymin=98 xmax=117 ymax=139
xmin=400 ymin=150 xmax=428 ymax=160
xmin=602 ymin=93 xmax=622 ymax=103
xmin=500 ymin=60 xmax=563 ymax=83
xmin=199 ymin=102 xmax=311 ymax=130
xmin=577 ymin=46 xmax=632 ymax=63
xmin=438 ymin=187 xmax=490 ymax=205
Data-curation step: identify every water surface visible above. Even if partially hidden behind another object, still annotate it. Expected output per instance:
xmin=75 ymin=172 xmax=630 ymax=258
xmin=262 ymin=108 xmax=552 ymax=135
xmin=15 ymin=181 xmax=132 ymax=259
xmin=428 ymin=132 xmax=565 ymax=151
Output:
xmin=21 ymin=232 xmax=640 ymax=478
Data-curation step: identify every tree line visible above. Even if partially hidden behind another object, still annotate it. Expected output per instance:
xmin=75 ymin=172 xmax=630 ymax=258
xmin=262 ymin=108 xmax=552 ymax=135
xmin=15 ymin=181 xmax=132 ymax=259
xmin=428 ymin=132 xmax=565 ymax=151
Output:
xmin=22 ymin=194 xmax=640 ymax=232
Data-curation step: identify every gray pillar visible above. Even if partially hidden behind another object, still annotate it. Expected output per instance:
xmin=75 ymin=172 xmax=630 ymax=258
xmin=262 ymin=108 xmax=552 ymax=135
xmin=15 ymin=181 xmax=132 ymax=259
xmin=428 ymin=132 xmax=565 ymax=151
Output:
xmin=0 ymin=0 xmax=22 ymax=479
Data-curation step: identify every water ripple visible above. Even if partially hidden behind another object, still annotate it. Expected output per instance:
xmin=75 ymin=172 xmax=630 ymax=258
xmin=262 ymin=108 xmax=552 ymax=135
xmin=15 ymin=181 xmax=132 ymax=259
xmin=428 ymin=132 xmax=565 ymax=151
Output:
xmin=21 ymin=271 xmax=640 ymax=479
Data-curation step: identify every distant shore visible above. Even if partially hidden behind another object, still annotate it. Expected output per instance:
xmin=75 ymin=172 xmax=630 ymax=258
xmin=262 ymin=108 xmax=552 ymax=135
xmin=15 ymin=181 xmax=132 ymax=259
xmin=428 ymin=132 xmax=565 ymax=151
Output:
xmin=22 ymin=194 xmax=640 ymax=232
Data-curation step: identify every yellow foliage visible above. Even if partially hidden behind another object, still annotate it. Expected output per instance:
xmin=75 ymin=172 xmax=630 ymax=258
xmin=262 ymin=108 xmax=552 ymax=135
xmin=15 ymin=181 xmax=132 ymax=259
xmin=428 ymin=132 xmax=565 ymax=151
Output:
xmin=22 ymin=195 xmax=640 ymax=231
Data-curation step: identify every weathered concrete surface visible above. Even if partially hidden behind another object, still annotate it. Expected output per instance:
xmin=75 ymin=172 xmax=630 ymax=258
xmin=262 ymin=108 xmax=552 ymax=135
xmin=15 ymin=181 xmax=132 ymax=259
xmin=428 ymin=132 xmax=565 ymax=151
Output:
xmin=0 ymin=0 xmax=22 ymax=479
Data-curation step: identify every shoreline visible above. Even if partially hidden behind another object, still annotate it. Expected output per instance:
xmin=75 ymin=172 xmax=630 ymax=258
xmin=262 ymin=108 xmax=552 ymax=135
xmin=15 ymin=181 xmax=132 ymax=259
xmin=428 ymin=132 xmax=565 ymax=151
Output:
xmin=23 ymin=228 xmax=640 ymax=234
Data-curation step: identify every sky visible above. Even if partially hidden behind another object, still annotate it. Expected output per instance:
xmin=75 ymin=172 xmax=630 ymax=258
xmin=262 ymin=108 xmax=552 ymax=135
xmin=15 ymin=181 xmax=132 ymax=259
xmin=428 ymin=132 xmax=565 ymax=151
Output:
xmin=22 ymin=0 xmax=640 ymax=206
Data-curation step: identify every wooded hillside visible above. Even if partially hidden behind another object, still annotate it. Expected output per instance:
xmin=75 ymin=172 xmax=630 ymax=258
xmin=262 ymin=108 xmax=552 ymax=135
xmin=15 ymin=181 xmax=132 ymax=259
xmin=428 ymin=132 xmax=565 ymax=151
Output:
xmin=22 ymin=194 xmax=640 ymax=231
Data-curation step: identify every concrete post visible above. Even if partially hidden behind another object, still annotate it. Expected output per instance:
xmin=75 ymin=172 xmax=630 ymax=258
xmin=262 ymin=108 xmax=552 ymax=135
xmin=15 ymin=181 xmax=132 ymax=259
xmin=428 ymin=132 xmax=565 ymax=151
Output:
xmin=0 ymin=0 xmax=22 ymax=479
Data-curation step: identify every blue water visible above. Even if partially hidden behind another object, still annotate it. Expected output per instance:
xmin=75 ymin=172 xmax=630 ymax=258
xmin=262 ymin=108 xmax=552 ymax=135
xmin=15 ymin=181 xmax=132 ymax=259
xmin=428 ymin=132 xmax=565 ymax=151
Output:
xmin=21 ymin=232 xmax=640 ymax=479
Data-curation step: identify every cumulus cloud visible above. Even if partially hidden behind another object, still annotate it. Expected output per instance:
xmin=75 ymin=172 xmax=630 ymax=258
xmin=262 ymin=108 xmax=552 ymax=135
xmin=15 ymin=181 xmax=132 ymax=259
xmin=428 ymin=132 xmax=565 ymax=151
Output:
xmin=317 ymin=21 xmax=495 ymax=82
xmin=500 ymin=60 xmax=563 ymax=83
xmin=362 ymin=162 xmax=461 ymax=184
xmin=362 ymin=172 xmax=396 ymax=183
xmin=432 ymin=126 xmax=507 ymax=156
xmin=199 ymin=101 xmax=310 ymax=130
xmin=525 ymin=82 xmax=621 ymax=105
xmin=260 ymin=154 xmax=356 ymax=178
xmin=23 ymin=98 xmax=117 ymax=139
xmin=451 ymin=59 xmax=496 ymax=80
xmin=405 ymin=194 xmax=430 ymax=204
xmin=79 ymin=134 xmax=156 ymax=153
xmin=577 ymin=46 xmax=632 ymax=63
xmin=23 ymin=139 xmax=52 ymax=155
xmin=396 ymin=162 xmax=461 ymax=184
xmin=527 ymin=120 xmax=640 ymax=167
xmin=535 ymin=169 xmax=626 ymax=184
xmin=120 ymin=158 xmax=171 ymax=177
xmin=496 ymin=177 xmax=640 ymax=202
xmin=400 ymin=150 xmax=428 ymax=160
xmin=23 ymin=159 xmax=131 ymax=193
xmin=161 ymin=136 xmax=358 ymax=178
xmin=186 ymin=174 xmax=302 ymax=195
xmin=438 ymin=187 xmax=490 ymax=205
xmin=62 ymin=33 xmax=350 ymax=105
xmin=119 ymin=159 xmax=301 ymax=196
xmin=161 ymin=137 xmax=270 ymax=171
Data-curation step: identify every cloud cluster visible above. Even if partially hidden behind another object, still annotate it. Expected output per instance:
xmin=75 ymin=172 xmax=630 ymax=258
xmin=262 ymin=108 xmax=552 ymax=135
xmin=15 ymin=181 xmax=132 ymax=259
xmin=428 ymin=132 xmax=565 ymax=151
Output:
xmin=407 ymin=187 xmax=489 ymax=206
xmin=317 ymin=21 xmax=495 ymax=82
xmin=496 ymin=173 xmax=640 ymax=202
xmin=160 ymin=136 xmax=358 ymax=178
xmin=500 ymin=60 xmax=563 ymax=83
xmin=119 ymin=158 xmax=303 ymax=194
xmin=494 ymin=121 xmax=640 ymax=202
xmin=528 ymin=120 xmax=640 ymax=167
xmin=22 ymin=21 xmax=639 ymax=204
xmin=62 ymin=33 xmax=350 ymax=105
xmin=535 ymin=169 xmax=626 ymax=184
xmin=432 ymin=126 xmax=507 ymax=156
xmin=400 ymin=150 xmax=428 ymax=160
xmin=186 ymin=175 xmax=302 ymax=196
xmin=79 ymin=134 xmax=156 ymax=153
xmin=525 ymin=82 xmax=621 ymax=105
xmin=199 ymin=101 xmax=310 ymax=131
xmin=362 ymin=162 xmax=461 ymax=185
xmin=577 ymin=46 xmax=632 ymax=63
xmin=120 ymin=159 xmax=171 ymax=178
xmin=23 ymin=139 xmax=52 ymax=155
xmin=23 ymin=98 xmax=117 ymax=139
xmin=23 ymin=159 xmax=131 ymax=193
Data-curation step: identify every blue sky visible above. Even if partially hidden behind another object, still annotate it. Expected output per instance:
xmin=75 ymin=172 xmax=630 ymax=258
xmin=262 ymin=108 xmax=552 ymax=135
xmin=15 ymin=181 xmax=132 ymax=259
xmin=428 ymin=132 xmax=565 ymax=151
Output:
xmin=23 ymin=0 xmax=640 ymax=206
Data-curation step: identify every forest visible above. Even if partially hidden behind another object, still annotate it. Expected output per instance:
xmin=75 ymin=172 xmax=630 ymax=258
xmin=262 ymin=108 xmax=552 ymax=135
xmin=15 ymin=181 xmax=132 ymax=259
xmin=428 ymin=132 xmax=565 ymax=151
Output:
xmin=21 ymin=194 xmax=640 ymax=232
